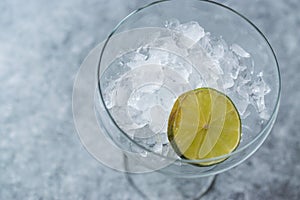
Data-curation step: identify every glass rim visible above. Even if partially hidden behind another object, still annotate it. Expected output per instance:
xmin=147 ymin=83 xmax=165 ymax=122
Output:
xmin=97 ymin=0 xmax=281 ymax=163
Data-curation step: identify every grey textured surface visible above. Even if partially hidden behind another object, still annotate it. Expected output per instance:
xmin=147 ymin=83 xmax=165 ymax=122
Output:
xmin=0 ymin=0 xmax=299 ymax=199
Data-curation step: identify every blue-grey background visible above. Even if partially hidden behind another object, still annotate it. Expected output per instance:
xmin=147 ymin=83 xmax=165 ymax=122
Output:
xmin=0 ymin=0 xmax=299 ymax=199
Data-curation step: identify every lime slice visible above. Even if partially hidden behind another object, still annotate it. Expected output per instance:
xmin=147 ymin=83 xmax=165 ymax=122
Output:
xmin=167 ymin=88 xmax=241 ymax=166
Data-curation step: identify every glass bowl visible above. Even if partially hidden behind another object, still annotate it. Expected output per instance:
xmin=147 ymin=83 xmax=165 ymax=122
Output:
xmin=95 ymin=0 xmax=280 ymax=177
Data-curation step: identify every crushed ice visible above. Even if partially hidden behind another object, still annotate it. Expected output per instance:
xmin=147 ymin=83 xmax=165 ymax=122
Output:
xmin=165 ymin=19 xmax=271 ymax=119
xmin=101 ymin=19 xmax=272 ymax=153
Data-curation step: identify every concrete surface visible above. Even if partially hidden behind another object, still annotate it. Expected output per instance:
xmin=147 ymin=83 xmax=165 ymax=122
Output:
xmin=0 ymin=0 xmax=299 ymax=199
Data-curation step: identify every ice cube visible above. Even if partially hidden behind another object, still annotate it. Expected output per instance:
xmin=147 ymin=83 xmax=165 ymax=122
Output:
xmin=165 ymin=18 xmax=180 ymax=29
xmin=102 ymin=59 xmax=131 ymax=83
xmin=163 ymin=73 xmax=190 ymax=96
xmin=199 ymin=32 xmax=211 ymax=48
xmin=132 ymin=132 xmax=163 ymax=154
xmin=130 ymin=140 xmax=147 ymax=155
xmin=188 ymin=71 xmax=204 ymax=88
xmin=127 ymin=106 xmax=149 ymax=127
xmin=187 ymin=43 xmax=207 ymax=67
xmin=197 ymin=54 xmax=221 ymax=76
xmin=231 ymin=44 xmax=250 ymax=58
xmin=175 ymin=21 xmax=205 ymax=48
xmin=147 ymin=135 xmax=163 ymax=154
xmin=257 ymin=72 xmax=271 ymax=94
xmin=136 ymin=45 xmax=150 ymax=61
xmin=179 ymin=21 xmax=205 ymax=42
xmin=151 ymin=36 xmax=189 ymax=58
xmin=259 ymin=109 xmax=270 ymax=120
xmin=128 ymin=87 xmax=158 ymax=112
xmin=120 ymin=52 xmax=137 ymax=69
xmin=109 ymin=106 xmax=137 ymax=133
xmin=130 ymin=135 xmax=150 ymax=155
xmin=238 ymin=66 xmax=252 ymax=85
xmin=103 ymin=81 xmax=117 ymax=109
xmin=163 ymin=54 xmax=192 ymax=82
xmin=156 ymin=84 xmax=179 ymax=111
xmin=124 ymin=47 xmax=152 ymax=69
xmin=236 ymin=98 xmax=249 ymax=115
xmin=127 ymin=83 xmax=168 ymax=130
xmin=229 ymin=93 xmax=249 ymax=115
xmin=139 ymin=151 xmax=148 ymax=157
xmin=174 ymin=64 xmax=191 ymax=82
xmin=208 ymin=61 xmax=224 ymax=75
xmin=230 ymin=65 xmax=241 ymax=80
xmin=237 ymin=84 xmax=250 ymax=101
xmin=250 ymin=72 xmax=271 ymax=97
xmin=249 ymin=72 xmax=271 ymax=115
xmin=129 ymin=124 xmax=156 ymax=139
xmin=222 ymin=74 xmax=235 ymax=89
xmin=115 ymin=77 xmax=133 ymax=106
xmin=158 ymin=132 xmax=169 ymax=145
xmin=126 ymin=65 xmax=164 ymax=89
xmin=264 ymin=84 xmax=271 ymax=95
xmin=239 ymin=57 xmax=254 ymax=75
xmin=149 ymin=105 xmax=167 ymax=133
xmin=254 ymin=95 xmax=266 ymax=113
xmin=220 ymin=51 xmax=240 ymax=80
xmin=209 ymin=37 xmax=228 ymax=60
xmin=127 ymin=55 xmax=147 ymax=69
xmin=159 ymin=132 xmax=170 ymax=156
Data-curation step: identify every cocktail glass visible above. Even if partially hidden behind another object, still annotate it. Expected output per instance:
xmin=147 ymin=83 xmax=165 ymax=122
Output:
xmin=92 ymin=0 xmax=280 ymax=197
